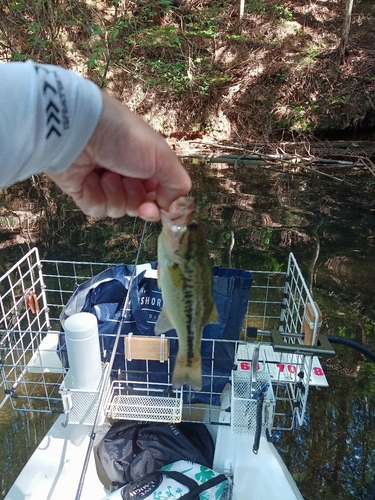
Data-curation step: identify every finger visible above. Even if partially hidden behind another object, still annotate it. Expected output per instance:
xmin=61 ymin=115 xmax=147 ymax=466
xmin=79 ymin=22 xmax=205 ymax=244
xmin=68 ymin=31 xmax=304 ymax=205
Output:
xmin=100 ymin=171 xmax=127 ymax=218
xmin=89 ymin=93 xmax=192 ymax=208
xmin=121 ymin=177 xmax=147 ymax=217
xmin=155 ymin=185 xmax=189 ymax=210
xmin=80 ymin=171 xmax=106 ymax=218
xmin=138 ymin=201 xmax=161 ymax=221
xmin=143 ymin=178 xmax=158 ymax=193
xmin=153 ymin=161 xmax=192 ymax=210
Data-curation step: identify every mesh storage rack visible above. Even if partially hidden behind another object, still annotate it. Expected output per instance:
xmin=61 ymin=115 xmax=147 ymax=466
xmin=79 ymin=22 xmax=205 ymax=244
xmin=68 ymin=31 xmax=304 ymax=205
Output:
xmin=0 ymin=248 xmax=332 ymax=433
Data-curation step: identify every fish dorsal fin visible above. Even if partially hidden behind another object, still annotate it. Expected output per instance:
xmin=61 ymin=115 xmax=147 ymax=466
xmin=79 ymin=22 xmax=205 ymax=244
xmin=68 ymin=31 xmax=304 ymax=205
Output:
xmin=154 ymin=307 xmax=175 ymax=335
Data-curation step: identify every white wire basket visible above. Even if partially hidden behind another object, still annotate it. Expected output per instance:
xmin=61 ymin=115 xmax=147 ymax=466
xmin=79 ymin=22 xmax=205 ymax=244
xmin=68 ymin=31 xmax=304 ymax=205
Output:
xmin=106 ymin=379 xmax=183 ymax=423
xmin=231 ymin=370 xmax=275 ymax=435
xmin=59 ymin=363 xmax=109 ymax=426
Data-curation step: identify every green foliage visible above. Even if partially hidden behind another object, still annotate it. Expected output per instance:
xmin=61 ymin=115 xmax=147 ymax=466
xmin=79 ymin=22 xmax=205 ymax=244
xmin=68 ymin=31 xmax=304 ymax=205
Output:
xmin=63 ymin=1 xmax=231 ymax=95
xmin=128 ymin=25 xmax=182 ymax=48
xmin=364 ymin=317 xmax=375 ymax=336
xmin=0 ymin=215 xmax=15 ymax=228
xmin=268 ymin=256 xmax=284 ymax=272
xmin=276 ymin=96 xmax=320 ymax=132
xmin=146 ymin=58 xmax=188 ymax=92
xmin=257 ymin=228 xmax=272 ymax=248
xmin=277 ymin=66 xmax=290 ymax=82
xmin=8 ymin=1 xmax=25 ymax=11
xmin=140 ymin=0 xmax=175 ymax=20
xmin=186 ymin=15 xmax=222 ymax=39
xmin=331 ymin=95 xmax=351 ymax=105
xmin=273 ymin=4 xmax=294 ymax=21
xmin=246 ymin=0 xmax=266 ymax=15
xmin=138 ymin=55 xmax=230 ymax=96
xmin=10 ymin=52 xmax=29 ymax=61
xmin=303 ymin=43 xmax=321 ymax=59
xmin=357 ymin=362 xmax=375 ymax=396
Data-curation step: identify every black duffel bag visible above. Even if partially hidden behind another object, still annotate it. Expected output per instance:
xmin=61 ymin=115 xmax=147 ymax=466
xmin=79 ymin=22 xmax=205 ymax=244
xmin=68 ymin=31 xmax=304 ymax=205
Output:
xmin=97 ymin=420 xmax=215 ymax=491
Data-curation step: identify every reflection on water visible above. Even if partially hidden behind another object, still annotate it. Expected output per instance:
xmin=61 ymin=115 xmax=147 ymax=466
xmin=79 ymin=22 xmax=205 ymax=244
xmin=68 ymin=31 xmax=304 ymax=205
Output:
xmin=0 ymin=162 xmax=374 ymax=499
xmin=0 ymin=402 xmax=56 ymax=497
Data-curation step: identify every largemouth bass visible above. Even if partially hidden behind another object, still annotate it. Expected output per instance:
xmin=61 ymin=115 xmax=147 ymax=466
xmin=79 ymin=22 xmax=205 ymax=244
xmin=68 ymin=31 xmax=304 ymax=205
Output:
xmin=155 ymin=196 xmax=218 ymax=390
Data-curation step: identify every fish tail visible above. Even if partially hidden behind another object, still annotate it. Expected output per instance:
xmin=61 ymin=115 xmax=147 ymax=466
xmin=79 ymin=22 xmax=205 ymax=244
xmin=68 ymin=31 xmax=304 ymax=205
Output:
xmin=172 ymin=351 xmax=202 ymax=391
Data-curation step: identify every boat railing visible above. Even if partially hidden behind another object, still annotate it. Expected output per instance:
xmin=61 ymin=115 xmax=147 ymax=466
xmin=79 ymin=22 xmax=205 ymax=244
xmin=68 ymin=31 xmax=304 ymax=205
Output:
xmin=0 ymin=247 xmax=332 ymax=435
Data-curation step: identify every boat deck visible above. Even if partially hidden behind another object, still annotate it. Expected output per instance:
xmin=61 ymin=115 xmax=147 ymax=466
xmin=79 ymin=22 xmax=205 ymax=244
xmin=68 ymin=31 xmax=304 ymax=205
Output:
xmin=0 ymin=248 xmax=333 ymax=499
xmin=5 ymin=412 xmax=304 ymax=500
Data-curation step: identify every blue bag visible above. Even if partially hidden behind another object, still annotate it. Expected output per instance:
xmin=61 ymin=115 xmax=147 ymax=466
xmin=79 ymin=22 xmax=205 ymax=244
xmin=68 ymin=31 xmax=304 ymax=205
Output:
xmin=59 ymin=263 xmax=253 ymax=405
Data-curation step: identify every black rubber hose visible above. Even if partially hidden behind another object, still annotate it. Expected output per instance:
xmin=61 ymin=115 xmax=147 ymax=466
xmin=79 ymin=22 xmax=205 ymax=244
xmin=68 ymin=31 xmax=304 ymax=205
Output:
xmin=327 ymin=336 xmax=375 ymax=363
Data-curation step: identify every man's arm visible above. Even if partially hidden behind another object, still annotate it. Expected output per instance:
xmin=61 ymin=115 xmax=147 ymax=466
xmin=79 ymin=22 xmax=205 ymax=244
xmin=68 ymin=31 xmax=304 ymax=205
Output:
xmin=0 ymin=61 xmax=191 ymax=220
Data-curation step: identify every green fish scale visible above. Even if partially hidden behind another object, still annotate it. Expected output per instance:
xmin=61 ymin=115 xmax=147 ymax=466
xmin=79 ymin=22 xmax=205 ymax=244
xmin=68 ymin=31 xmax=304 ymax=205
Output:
xmin=180 ymin=256 xmax=210 ymax=365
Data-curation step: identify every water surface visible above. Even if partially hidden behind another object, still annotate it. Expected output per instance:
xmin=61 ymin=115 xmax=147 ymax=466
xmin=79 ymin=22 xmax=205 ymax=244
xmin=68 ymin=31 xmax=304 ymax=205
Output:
xmin=0 ymin=162 xmax=374 ymax=499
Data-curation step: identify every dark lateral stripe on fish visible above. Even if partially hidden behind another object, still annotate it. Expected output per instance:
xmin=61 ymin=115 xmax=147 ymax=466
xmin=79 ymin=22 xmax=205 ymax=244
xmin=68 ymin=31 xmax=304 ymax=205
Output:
xmin=185 ymin=316 xmax=195 ymax=366
xmin=183 ymin=278 xmax=195 ymax=366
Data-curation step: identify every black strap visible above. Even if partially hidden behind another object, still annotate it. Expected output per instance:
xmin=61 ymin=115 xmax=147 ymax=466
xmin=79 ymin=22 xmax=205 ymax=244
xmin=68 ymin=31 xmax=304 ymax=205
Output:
xmin=163 ymin=471 xmax=227 ymax=500
xmin=162 ymin=470 xmax=198 ymax=492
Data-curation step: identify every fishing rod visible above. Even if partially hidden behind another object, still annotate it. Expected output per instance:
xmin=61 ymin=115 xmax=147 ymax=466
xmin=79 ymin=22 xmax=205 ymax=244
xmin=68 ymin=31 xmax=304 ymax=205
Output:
xmin=75 ymin=220 xmax=149 ymax=500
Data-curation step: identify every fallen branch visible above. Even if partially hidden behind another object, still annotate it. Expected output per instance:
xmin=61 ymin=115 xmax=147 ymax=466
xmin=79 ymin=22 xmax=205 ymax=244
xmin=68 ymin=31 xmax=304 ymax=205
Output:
xmin=179 ymin=153 xmax=356 ymax=168
xmin=176 ymin=137 xmax=375 ymax=186
xmin=300 ymin=164 xmax=355 ymax=186
xmin=185 ymin=139 xmax=375 ymax=159
xmin=354 ymin=157 xmax=375 ymax=178
xmin=179 ymin=153 xmax=362 ymax=186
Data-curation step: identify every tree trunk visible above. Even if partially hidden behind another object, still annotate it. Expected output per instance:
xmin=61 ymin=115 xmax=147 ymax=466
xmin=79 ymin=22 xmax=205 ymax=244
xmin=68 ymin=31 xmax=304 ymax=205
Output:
xmin=239 ymin=0 xmax=245 ymax=21
xmin=237 ymin=0 xmax=245 ymax=34
xmin=338 ymin=0 xmax=354 ymax=65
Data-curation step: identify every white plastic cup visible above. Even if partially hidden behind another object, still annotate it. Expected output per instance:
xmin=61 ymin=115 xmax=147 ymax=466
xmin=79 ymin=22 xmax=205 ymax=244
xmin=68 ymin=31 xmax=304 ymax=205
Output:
xmin=64 ymin=312 xmax=102 ymax=391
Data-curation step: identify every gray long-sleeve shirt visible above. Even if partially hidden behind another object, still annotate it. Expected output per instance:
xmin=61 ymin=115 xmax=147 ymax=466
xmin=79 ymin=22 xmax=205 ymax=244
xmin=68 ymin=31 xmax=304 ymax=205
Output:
xmin=0 ymin=60 xmax=102 ymax=187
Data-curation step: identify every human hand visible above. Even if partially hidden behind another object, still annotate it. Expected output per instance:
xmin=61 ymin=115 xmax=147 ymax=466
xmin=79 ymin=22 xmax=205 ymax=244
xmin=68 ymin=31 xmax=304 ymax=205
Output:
xmin=46 ymin=92 xmax=191 ymax=220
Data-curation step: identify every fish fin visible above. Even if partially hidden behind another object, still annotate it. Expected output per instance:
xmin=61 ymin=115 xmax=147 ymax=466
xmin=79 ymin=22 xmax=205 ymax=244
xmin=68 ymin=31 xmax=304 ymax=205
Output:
xmin=157 ymin=264 xmax=161 ymax=290
xmin=208 ymin=302 xmax=219 ymax=324
xmin=154 ymin=307 xmax=174 ymax=335
xmin=172 ymin=351 xmax=202 ymax=391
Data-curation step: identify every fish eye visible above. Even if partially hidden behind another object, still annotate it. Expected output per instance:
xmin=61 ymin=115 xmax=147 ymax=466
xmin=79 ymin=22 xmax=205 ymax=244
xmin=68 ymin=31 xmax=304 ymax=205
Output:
xmin=188 ymin=220 xmax=198 ymax=231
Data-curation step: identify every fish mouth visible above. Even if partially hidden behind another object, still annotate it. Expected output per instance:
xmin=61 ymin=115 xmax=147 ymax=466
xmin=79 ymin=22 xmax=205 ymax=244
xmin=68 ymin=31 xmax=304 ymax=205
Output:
xmin=160 ymin=197 xmax=194 ymax=229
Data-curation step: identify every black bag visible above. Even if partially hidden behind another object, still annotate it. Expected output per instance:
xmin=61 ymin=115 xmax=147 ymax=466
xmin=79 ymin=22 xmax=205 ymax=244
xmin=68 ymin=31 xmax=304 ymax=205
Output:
xmin=97 ymin=420 xmax=215 ymax=491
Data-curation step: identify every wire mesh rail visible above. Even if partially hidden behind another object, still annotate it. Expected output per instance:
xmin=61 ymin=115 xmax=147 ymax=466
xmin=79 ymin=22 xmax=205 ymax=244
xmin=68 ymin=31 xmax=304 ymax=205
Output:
xmin=0 ymin=248 xmax=327 ymax=433
xmin=0 ymin=249 xmax=113 ymax=412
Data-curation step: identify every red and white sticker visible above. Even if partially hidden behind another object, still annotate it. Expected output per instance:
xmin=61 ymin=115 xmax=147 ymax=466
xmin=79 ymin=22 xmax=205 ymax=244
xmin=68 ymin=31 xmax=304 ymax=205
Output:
xmin=237 ymin=345 xmax=328 ymax=387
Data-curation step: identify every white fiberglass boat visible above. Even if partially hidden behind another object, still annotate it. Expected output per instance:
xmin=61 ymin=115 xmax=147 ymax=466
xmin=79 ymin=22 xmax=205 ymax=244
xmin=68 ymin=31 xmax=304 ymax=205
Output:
xmin=0 ymin=248 xmax=334 ymax=500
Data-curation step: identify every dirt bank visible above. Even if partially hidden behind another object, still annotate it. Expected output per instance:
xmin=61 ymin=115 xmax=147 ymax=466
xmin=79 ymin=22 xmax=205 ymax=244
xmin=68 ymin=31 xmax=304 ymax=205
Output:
xmin=1 ymin=0 xmax=375 ymax=144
